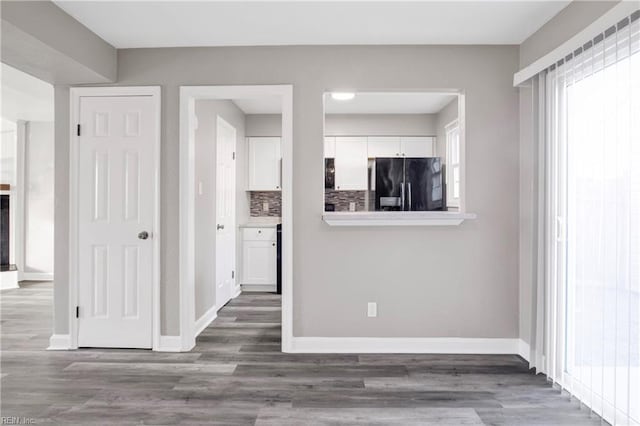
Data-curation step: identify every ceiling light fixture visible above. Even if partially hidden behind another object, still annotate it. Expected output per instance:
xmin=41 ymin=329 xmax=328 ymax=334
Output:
xmin=331 ymin=92 xmax=355 ymax=101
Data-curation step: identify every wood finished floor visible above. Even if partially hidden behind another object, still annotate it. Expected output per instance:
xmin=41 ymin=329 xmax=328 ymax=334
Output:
xmin=1 ymin=282 xmax=603 ymax=425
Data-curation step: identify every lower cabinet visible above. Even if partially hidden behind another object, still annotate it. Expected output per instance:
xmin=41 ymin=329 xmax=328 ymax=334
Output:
xmin=241 ymin=227 xmax=276 ymax=291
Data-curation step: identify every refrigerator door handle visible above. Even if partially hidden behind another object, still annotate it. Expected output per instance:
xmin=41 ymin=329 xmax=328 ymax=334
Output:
xmin=400 ymin=182 xmax=405 ymax=211
xmin=407 ymin=182 xmax=412 ymax=211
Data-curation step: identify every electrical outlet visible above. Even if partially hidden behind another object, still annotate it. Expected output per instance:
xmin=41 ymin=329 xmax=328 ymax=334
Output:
xmin=263 ymin=202 xmax=269 ymax=212
xmin=349 ymin=202 xmax=356 ymax=212
xmin=367 ymin=302 xmax=377 ymax=318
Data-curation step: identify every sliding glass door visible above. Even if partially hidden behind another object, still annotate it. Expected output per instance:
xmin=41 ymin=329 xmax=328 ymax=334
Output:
xmin=550 ymin=14 xmax=640 ymax=425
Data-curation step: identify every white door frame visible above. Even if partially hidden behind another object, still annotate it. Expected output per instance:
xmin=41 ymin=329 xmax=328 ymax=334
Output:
xmin=68 ymin=86 xmax=162 ymax=350
xmin=179 ymin=85 xmax=293 ymax=352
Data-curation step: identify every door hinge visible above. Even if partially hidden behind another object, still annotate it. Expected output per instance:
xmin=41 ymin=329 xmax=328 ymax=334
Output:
xmin=75 ymin=306 xmax=79 ymax=318
xmin=232 ymin=152 xmax=236 ymax=160
xmin=76 ymin=124 xmax=81 ymax=136
xmin=231 ymin=270 xmax=235 ymax=279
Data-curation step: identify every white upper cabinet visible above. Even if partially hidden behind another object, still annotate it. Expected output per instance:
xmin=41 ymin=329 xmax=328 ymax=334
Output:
xmin=248 ymin=137 xmax=281 ymax=191
xmin=400 ymin=137 xmax=435 ymax=157
xmin=324 ymin=137 xmax=336 ymax=158
xmin=334 ymin=136 xmax=368 ymax=191
xmin=366 ymin=136 xmax=435 ymax=158
xmin=367 ymin=137 xmax=401 ymax=158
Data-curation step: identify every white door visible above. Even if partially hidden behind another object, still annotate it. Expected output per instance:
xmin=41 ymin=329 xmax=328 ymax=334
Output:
xmin=77 ymin=95 xmax=157 ymax=348
xmin=334 ymin=137 xmax=368 ymax=190
xmin=248 ymin=137 xmax=281 ymax=191
xmin=215 ymin=116 xmax=236 ymax=309
xmin=400 ymin=137 xmax=435 ymax=157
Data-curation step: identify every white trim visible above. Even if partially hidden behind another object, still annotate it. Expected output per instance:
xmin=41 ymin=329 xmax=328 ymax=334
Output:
xmin=194 ymin=304 xmax=218 ymax=337
xmin=517 ymin=339 xmax=530 ymax=363
xmin=47 ymin=334 xmax=71 ymax=350
xmin=20 ymin=272 xmax=54 ymax=282
xmin=322 ymin=211 xmax=476 ymax=227
xmin=156 ymin=336 xmax=183 ymax=352
xmin=15 ymin=121 xmax=26 ymax=280
xmin=289 ymin=337 xmax=523 ymax=354
xmin=179 ymin=85 xmax=294 ymax=353
xmin=0 ymin=271 xmax=19 ymax=290
xmin=513 ymin=2 xmax=639 ymax=86
xmin=68 ymin=86 xmax=162 ymax=351
xmin=241 ymin=284 xmax=277 ymax=292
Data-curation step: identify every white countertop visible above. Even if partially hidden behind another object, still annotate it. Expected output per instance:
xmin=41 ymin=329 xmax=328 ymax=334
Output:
xmin=239 ymin=217 xmax=281 ymax=228
xmin=322 ymin=211 xmax=476 ymax=226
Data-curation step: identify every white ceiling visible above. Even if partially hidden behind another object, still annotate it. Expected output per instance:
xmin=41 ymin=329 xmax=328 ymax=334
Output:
xmin=1 ymin=63 xmax=54 ymax=127
xmin=325 ymin=92 xmax=457 ymax=114
xmin=53 ymin=1 xmax=570 ymax=48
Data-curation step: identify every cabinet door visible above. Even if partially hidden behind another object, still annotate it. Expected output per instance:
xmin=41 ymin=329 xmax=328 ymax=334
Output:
xmin=248 ymin=137 xmax=281 ymax=191
xmin=242 ymin=240 xmax=276 ymax=285
xmin=324 ymin=137 xmax=336 ymax=158
xmin=400 ymin=137 xmax=435 ymax=157
xmin=334 ymin=137 xmax=368 ymax=190
xmin=367 ymin=137 xmax=401 ymax=158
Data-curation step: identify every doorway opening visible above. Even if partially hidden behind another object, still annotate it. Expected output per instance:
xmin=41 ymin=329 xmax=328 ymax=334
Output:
xmin=179 ymin=85 xmax=293 ymax=352
xmin=1 ymin=63 xmax=54 ymax=295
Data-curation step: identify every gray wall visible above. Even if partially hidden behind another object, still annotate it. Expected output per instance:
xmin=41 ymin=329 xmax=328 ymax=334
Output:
xmin=519 ymin=0 xmax=619 ymax=68
xmin=246 ymin=114 xmax=282 ymax=137
xmin=194 ymin=100 xmax=248 ymax=320
xmin=325 ymin=114 xmax=436 ymax=136
xmin=54 ymin=45 xmax=520 ymax=338
xmin=435 ymin=98 xmax=458 ymax=160
xmin=0 ymin=1 xmax=116 ymax=84
xmin=246 ymin=113 xmax=437 ymax=137
xmin=24 ymin=121 xmax=54 ymax=275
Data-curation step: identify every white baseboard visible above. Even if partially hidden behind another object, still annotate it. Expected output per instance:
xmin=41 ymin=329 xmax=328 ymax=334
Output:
xmin=241 ymin=284 xmax=276 ymax=292
xmin=289 ymin=337 xmax=523 ymax=354
xmin=47 ymin=334 xmax=71 ymax=350
xmin=20 ymin=272 xmax=54 ymax=282
xmin=232 ymin=286 xmax=241 ymax=298
xmin=155 ymin=335 xmax=183 ymax=352
xmin=0 ymin=270 xmax=19 ymax=290
xmin=517 ymin=339 xmax=530 ymax=362
xmin=194 ymin=304 xmax=218 ymax=337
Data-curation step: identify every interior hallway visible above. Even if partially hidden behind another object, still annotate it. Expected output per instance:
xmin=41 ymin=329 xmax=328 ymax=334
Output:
xmin=1 ymin=283 xmax=602 ymax=425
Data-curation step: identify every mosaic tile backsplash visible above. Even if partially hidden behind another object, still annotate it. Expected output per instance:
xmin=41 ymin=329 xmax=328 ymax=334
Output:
xmin=325 ymin=190 xmax=367 ymax=212
xmin=250 ymin=191 xmax=282 ymax=217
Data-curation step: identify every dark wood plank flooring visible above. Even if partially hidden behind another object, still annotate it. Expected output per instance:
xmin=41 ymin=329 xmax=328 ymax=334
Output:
xmin=1 ymin=282 xmax=604 ymax=425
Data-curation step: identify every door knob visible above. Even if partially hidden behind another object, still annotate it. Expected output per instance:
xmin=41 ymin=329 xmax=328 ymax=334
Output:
xmin=138 ymin=231 xmax=149 ymax=240
xmin=217 ymin=224 xmax=224 ymax=230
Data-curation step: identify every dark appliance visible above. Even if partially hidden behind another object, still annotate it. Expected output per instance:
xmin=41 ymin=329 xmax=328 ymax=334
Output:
xmin=324 ymin=203 xmax=335 ymax=212
xmin=324 ymin=158 xmax=335 ymax=189
xmin=276 ymin=223 xmax=282 ymax=295
xmin=1 ymin=195 xmax=9 ymax=267
xmin=375 ymin=157 xmax=444 ymax=211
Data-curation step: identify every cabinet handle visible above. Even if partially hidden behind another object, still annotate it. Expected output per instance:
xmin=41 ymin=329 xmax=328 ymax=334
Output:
xmin=258 ymin=230 xmax=262 ymax=233
xmin=272 ymin=243 xmax=276 ymax=247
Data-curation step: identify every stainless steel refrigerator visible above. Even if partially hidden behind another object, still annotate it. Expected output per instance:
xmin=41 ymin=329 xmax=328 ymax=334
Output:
xmin=374 ymin=157 xmax=444 ymax=211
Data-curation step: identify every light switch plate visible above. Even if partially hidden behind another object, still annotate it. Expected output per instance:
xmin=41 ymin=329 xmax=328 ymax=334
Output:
xmin=367 ymin=302 xmax=377 ymax=317
xmin=263 ymin=202 xmax=269 ymax=212
xmin=349 ymin=202 xmax=356 ymax=212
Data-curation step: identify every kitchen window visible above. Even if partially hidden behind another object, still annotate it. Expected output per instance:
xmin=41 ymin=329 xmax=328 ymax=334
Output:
xmin=445 ymin=120 xmax=460 ymax=209
xmin=322 ymin=91 xmax=475 ymax=226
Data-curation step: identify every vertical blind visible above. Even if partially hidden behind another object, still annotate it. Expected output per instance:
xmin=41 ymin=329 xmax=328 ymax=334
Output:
xmin=540 ymin=10 xmax=639 ymax=426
